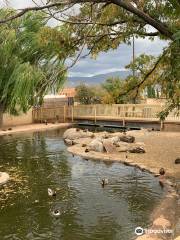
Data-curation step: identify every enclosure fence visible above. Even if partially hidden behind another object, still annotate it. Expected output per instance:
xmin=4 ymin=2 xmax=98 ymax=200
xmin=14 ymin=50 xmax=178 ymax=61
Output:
xmin=32 ymin=104 xmax=180 ymax=123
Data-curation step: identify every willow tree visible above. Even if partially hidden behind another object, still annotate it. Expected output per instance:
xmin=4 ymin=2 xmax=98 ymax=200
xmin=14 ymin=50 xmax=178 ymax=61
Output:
xmin=0 ymin=9 xmax=75 ymax=127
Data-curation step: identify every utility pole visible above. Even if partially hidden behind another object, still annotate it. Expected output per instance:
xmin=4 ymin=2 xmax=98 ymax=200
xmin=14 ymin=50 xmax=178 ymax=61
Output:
xmin=132 ymin=35 xmax=136 ymax=104
xmin=132 ymin=35 xmax=135 ymax=78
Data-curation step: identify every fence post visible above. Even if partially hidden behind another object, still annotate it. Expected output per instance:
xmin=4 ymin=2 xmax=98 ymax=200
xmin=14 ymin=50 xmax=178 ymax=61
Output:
xmin=64 ymin=105 xmax=66 ymax=123
xmin=94 ymin=105 xmax=97 ymax=124
xmin=71 ymin=106 xmax=74 ymax=122
xmin=123 ymin=105 xmax=126 ymax=127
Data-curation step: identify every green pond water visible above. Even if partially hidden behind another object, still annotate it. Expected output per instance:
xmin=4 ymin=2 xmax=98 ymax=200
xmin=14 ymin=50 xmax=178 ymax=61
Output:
xmin=0 ymin=128 xmax=164 ymax=240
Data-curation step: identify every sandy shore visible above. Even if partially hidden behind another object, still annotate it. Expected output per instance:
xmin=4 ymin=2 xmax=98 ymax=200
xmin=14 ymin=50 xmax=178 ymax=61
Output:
xmin=0 ymin=123 xmax=72 ymax=136
xmin=67 ymin=130 xmax=180 ymax=240
xmin=68 ymin=130 xmax=180 ymax=179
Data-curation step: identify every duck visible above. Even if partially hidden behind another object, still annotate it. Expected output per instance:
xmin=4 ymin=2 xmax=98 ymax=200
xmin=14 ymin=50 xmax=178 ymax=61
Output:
xmin=101 ymin=178 xmax=109 ymax=187
xmin=51 ymin=209 xmax=61 ymax=217
xmin=48 ymin=188 xmax=56 ymax=197
xmin=158 ymin=168 xmax=165 ymax=188
xmin=159 ymin=168 xmax=165 ymax=176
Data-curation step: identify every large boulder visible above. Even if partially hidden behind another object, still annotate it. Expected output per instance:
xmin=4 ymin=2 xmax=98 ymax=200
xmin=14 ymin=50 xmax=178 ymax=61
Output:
xmin=64 ymin=139 xmax=75 ymax=146
xmin=88 ymin=139 xmax=105 ymax=153
xmin=110 ymin=136 xmax=120 ymax=146
xmin=128 ymin=145 xmax=145 ymax=153
xmin=116 ymin=142 xmax=129 ymax=152
xmin=103 ymin=139 xmax=117 ymax=153
xmin=63 ymin=128 xmax=94 ymax=140
xmin=120 ymin=135 xmax=135 ymax=143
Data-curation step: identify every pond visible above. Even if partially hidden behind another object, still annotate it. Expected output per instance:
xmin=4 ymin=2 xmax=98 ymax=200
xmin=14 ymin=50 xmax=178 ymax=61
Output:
xmin=0 ymin=128 xmax=164 ymax=240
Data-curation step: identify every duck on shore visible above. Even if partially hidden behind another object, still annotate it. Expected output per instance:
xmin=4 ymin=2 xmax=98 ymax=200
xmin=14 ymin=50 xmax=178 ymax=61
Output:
xmin=159 ymin=168 xmax=166 ymax=188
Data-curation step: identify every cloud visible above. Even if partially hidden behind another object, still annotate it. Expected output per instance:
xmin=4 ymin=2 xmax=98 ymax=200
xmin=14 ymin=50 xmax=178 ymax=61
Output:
xmin=4 ymin=0 xmax=35 ymax=8
xmin=0 ymin=0 xmax=169 ymax=77
xmin=69 ymin=38 xmax=168 ymax=77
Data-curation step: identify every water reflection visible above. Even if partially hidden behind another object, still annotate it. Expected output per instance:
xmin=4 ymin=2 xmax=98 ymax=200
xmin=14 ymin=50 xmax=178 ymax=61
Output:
xmin=0 ymin=129 xmax=164 ymax=240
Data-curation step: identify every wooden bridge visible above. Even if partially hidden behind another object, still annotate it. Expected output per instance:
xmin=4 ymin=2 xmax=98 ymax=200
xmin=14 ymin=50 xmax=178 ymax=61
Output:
xmin=32 ymin=104 xmax=180 ymax=131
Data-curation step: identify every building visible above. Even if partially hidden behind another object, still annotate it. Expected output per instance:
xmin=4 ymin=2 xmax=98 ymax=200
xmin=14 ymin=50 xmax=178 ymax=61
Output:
xmin=59 ymin=88 xmax=76 ymax=98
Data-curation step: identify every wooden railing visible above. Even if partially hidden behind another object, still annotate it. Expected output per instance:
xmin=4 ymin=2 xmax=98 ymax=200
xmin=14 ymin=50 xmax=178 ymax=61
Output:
xmin=71 ymin=104 xmax=162 ymax=120
xmin=33 ymin=106 xmax=67 ymax=123
xmin=32 ymin=104 xmax=180 ymax=123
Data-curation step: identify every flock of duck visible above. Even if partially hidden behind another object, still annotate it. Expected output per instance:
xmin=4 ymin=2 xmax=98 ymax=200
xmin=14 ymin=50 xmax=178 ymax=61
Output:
xmin=48 ymin=167 xmax=165 ymax=217
xmin=48 ymin=177 xmax=109 ymax=217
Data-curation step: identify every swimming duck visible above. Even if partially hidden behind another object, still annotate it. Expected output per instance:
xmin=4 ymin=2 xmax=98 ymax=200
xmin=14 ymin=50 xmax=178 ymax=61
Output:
xmin=52 ymin=209 xmax=61 ymax=217
xmin=101 ymin=178 xmax=109 ymax=187
xmin=48 ymin=188 xmax=56 ymax=197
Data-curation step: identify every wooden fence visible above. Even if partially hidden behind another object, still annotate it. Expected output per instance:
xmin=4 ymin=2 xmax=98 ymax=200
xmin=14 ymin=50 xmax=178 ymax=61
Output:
xmin=33 ymin=106 xmax=67 ymax=123
xmin=32 ymin=104 xmax=180 ymax=123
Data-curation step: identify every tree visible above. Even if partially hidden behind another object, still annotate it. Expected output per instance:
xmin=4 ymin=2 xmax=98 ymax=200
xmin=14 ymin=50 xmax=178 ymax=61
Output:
xmin=0 ymin=10 xmax=75 ymax=127
xmin=0 ymin=1 xmax=179 ymax=116
xmin=147 ymin=86 xmax=156 ymax=98
xmin=75 ymin=84 xmax=94 ymax=104
xmin=102 ymin=77 xmax=126 ymax=103
xmin=75 ymin=83 xmax=109 ymax=104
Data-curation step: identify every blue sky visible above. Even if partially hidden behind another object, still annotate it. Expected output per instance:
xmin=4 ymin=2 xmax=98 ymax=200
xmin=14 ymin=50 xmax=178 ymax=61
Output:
xmin=0 ymin=0 xmax=169 ymax=77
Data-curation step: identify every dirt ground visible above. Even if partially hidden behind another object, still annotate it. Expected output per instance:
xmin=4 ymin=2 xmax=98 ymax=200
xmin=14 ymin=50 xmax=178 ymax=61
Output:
xmin=0 ymin=123 xmax=71 ymax=136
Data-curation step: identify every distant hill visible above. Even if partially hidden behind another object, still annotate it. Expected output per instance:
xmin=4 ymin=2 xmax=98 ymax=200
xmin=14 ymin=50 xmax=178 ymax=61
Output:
xmin=66 ymin=70 xmax=131 ymax=87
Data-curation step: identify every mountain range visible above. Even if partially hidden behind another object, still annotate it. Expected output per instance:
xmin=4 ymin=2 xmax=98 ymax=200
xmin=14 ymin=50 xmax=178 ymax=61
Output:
xmin=66 ymin=70 xmax=131 ymax=87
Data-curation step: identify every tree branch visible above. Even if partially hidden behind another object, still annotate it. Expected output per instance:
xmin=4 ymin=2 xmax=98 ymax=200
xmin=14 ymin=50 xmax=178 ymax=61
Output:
xmin=119 ymin=49 xmax=168 ymax=98
xmin=111 ymin=0 xmax=173 ymax=39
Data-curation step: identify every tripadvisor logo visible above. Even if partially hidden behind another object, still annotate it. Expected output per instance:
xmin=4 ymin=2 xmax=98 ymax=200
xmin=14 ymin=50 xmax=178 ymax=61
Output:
xmin=135 ymin=227 xmax=144 ymax=236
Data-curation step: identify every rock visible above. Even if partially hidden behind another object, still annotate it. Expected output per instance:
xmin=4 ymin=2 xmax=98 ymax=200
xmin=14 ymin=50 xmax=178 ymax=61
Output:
xmin=63 ymin=128 xmax=94 ymax=140
xmin=101 ymin=132 xmax=109 ymax=139
xmin=153 ymin=216 xmax=171 ymax=228
xmin=128 ymin=146 xmax=145 ymax=153
xmin=120 ymin=135 xmax=135 ymax=143
xmin=103 ymin=139 xmax=117 ymax=153
xmin=174 ymin=237 xmax=180 ymax=240
xmin=175 ymin=158 xmax=180 ymax=164
xmin=64 ymin=139 xmax=74 ymax=146
xmin=0 ymin=172 xmax=10 ymax=185
xmin=88 ymin=139 xmax=105 ymax=153
xmin=110 ymin=136 xmax=120 ymax=145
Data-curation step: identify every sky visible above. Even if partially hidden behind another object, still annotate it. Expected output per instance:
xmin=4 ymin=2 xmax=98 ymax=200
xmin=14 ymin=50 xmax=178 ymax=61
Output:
xmin=0 ymin=0 xmax=168 ymax=77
